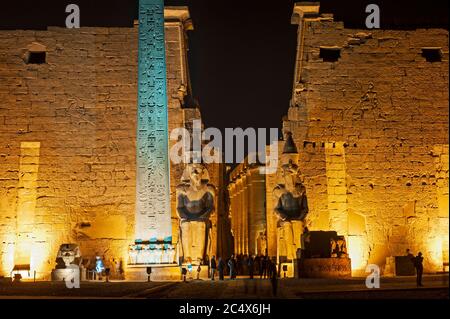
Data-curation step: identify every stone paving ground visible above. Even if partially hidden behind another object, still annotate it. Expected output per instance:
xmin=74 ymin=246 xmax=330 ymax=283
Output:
xmin=0 ymin=274 xmax=447 ymax=299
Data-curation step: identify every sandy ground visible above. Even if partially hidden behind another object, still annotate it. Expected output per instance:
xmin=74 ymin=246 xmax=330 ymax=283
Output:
xmin=0 ymin=274 xmax=447 ymax=299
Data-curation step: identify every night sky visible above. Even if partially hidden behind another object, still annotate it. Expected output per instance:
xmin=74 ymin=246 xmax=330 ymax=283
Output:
xmin=1 ymin=0 xmax=448 ymax=135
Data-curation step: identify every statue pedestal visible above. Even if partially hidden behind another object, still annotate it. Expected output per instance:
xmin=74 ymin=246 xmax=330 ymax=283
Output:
xmin=127 ymin=242 xmax=182 ymax=280
xmin=128 ymin=243 xmax=176 ymax=265
xmin=298 ymin=258 xmax=351 ymax=278
xmin=126 ymin=264 xmax=210 ymax=281
xmin=126 ymin=264 xmax=181 ymax=281
xmin=51 ymin=267 xmax=80 ymax=282
xmin=51 ymin=269 xmax=68 ymax=281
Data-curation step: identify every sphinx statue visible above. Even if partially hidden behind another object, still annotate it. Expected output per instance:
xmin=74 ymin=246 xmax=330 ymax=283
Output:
xmin=273 ymin=132 xmax=309 ymax=261
xmin=51 ymin=243 xmax=82 ymax=284
xmin=176 ymin=163 xmax=215 ymax=265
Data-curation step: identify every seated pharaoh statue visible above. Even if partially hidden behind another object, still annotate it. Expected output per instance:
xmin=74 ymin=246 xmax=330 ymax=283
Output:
xmin=176 ymin=163 xmax=215 ymax=265
xmin=273 ymin=132 xmax=309 ymax=261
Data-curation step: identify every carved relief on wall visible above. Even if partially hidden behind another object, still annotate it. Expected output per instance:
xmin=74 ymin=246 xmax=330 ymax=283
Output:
xmin=344 ymin=82 xmax=385 ymax=121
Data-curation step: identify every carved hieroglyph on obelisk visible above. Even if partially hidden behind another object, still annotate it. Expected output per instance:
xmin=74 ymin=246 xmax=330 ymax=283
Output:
xmin=135 ymin=0 xmax=172 ymax=243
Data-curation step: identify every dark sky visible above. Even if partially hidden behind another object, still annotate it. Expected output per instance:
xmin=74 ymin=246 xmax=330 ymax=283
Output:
xmin=1 ymin=0 xmax=448 ymax=134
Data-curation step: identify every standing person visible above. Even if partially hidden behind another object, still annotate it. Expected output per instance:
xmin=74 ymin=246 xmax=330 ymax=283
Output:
xmin=248 ymin=255 xmax=255 ymax=279
xmin=197 ymin=264 xmax=202 ymax=280
xmin=414 ymin=252 xmax=424 ymax=287
xmin=210 ymin=256 xmax=217 ymax=281
xmin=255 ymin=255 xmax=261 ymax=276
xmin=261 ymin=255 xmax=268 ymax=279
xmin=236 ymin=254 xmax=242 ymax=276
xmin=218 ymin=257 xmax=225 ymax=280
xmin=228 ymin=255 xmax=236 ymax=279
xmin=243 ymin=255 xmax=249 ymax=276
xmin=269 ymin=259 xmax=278 ymax=296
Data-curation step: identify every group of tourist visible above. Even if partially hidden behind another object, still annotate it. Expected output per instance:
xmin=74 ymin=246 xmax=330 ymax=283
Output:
xmin=204 ymin=254 xmax=279 ymax=295
xmin=207 ymin=254 xmax=278 ymax=281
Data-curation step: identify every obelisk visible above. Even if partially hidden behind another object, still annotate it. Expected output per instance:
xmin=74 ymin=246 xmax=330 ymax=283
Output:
xmin=135 ymin=0 xmax=172 ymax=244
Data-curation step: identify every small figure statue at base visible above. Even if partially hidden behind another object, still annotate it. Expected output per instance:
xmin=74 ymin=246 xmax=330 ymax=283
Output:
xmin=256 ymin=230 xmax=268 ymax=256
xmin=330 ymin=236 xmax=348 ymax=258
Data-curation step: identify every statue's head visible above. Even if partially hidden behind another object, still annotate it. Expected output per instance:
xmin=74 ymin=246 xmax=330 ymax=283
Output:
xmin=277 ymin=132 xmax=301 ymax=188
xmin=181 ymin=163 xmax=210 ymax=185
xmin=57 ymin=244 xmax=80 ymax=267
xmin=281 ymin=159 xmax=299 ymax=176
xmin=190 ymin=164 xmax=204 ymax=184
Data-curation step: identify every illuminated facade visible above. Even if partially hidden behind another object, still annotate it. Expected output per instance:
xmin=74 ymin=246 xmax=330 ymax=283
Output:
xmin=228 ymin=3 xmax=448 ymax=275
xmin=0 ymin=6 xmax=227 ymax=279
xmin=0 ymin=2 xmax=448 ymax=280
xmin=270 ymin=3 xmax=448 ymax=274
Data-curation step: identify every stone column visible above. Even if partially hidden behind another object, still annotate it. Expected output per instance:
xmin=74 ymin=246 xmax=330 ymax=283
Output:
xmin=248 ymin=168 xmax=266 ymax=256
xmin=235 ymin=179 xmax=242 ymax=255
xmin=247 ymin=170 xmax=255 ymax=256
xmin=229 ymin=161 xmax=268 ymax=257
xmin=239 ymin=177 xmax=245 ymax=254
xmin=242 ymin=173 xmax=249 ymax=255
xmin=265 ymin=163 xmax=278 ymax=258
xmin=228 ymin=182 xmax=238 ymax=255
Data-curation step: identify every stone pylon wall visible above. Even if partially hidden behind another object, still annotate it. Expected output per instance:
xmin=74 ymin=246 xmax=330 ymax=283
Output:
xmin=275 ymin=3 xmax=449 ymax=273
xmin=0 ymin=8 xmax=222 ymax=278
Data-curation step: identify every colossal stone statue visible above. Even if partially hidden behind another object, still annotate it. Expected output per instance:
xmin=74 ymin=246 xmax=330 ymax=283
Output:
xmin=176 ymin=163 xmax=215 ymax=265
xmin=273 ymin=132 xmax=308 ymax=261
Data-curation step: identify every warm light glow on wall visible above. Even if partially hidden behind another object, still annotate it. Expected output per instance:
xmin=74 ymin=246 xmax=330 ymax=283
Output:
xmin=14 ymin=142 xmax=40 ymax=272
xmin=427 ymin=237 xmax=443 ymax=271
xmin=347 ymin=236 xmax=366 ymax=272
xmin=1 ymin=241 xmax=14 ymax=276
xmin=30 ymin=242 xmax=51 ymax=279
